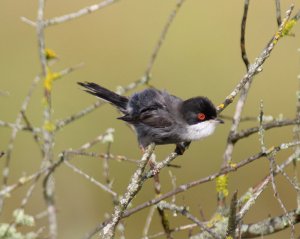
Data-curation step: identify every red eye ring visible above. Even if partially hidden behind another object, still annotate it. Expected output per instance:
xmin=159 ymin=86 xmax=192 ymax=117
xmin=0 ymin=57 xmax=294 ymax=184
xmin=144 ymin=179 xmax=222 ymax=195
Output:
xmin=198 ymin=113 xmax=206 ymax=121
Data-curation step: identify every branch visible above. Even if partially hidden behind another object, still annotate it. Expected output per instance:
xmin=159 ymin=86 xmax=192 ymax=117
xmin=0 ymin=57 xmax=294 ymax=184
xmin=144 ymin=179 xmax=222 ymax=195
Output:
xmin=240 ymin=0 xmax=250 ymax=70
xmin=21 ymin=0 xmax=118 ymax=28
xmin=231 ymin=118 xmax=300 ymax=143
xmin=241 ymin=209 xmax=300 ymax=238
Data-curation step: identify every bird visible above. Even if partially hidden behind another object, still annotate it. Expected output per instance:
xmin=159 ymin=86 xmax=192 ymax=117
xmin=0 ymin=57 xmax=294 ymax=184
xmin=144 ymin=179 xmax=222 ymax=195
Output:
xmin=78 ymin=82 xmax=224 ymax=155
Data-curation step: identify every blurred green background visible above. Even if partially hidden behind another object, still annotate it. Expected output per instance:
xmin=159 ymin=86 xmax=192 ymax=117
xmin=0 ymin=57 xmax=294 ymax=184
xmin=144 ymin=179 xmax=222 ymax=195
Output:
xmin=1 ymin=0 xmax=300 ymax=238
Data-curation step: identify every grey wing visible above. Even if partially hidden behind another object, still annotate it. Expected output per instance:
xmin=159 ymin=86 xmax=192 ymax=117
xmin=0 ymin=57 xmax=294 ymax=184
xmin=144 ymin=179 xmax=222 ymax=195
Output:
xmin=138 ymin=105 xmax=173 ymax=128
xmin=122 ymin=89 xmax=178 ymax=128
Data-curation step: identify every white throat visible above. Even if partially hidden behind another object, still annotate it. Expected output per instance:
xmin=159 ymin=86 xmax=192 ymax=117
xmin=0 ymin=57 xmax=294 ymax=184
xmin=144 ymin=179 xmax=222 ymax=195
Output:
xmin=183 ymin=120 xmax=218 ymax=141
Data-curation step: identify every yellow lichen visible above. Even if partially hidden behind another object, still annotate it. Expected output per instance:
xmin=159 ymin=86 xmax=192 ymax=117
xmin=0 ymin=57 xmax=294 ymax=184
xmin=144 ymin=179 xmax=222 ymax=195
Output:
xmin=229 ymin=162 xmax=237 ymax=169
xmin=216 ymin=174 xmax=229 ymax=197
xmin=43 ymin=121 xmax=56 ymax=132
xmin=218 ymin=103 xmax=225 ymax=109
xmin=45 ymin=48 xmax=58 ymax=60
xmin=282 ymin=19 xmax=296 ymax=36
xmin=43 ymin=67 xmax=61 ymax=91
xmin=206 ymin=213 xmax=224 ymax=228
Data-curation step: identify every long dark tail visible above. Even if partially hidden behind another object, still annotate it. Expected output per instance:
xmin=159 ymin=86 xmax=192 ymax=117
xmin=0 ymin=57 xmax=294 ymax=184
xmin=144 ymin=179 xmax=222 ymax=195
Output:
xmin=78 ymin=82 xmax=128 ymax=111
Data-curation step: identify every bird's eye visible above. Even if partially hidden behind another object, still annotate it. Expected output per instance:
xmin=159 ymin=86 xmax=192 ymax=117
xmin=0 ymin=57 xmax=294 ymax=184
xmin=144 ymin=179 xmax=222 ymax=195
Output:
xmin=197 ymin=113 xmax=206 ymax=121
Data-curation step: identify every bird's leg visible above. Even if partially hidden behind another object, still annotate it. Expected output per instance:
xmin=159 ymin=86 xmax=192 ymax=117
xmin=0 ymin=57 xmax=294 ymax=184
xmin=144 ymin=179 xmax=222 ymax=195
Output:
xmin=140 ymin=145 xmax=145 ymax=153
xmin=174 ymin=141 xmax=191 ymax=155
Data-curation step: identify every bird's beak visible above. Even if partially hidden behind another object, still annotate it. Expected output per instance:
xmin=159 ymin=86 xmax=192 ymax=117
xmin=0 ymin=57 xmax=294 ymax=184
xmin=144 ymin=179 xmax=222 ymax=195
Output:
xmin=214 ymin=118 xmax=224 ymax=124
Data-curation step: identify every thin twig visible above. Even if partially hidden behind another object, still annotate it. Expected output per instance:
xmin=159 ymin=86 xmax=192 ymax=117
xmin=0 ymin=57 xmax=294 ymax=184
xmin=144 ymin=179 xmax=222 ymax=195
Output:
xmin=144 ymin=223 xmax=197 ymax=239
xmin=45 ymin=0 xmax=117 ymax=27
xmin=21 ymin=112 xmax=44 ymax=156
xmin=231 ymin=118 xmax=300 ymax=143
xmin=275 ymin=0 xmax=282 ymax=26
xmin=64 ymin=160 xmax=117 ymax=197
xmin=241 ymin=0 xmax=250 ymax=70
xmin=258 ymin=100 xmax=267 ymax=152
xmin=21 ymin=0 xmax=118 ymax=28
xmin=142 ymin=206 xmax=156 ymax=238
xmin=226 ymin=191 xmax=238 ymax=238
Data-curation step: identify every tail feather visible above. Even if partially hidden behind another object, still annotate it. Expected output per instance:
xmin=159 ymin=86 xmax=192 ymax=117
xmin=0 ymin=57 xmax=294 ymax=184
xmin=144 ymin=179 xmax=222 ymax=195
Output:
xmin=78 ymin=82 xmax=128 ymax=111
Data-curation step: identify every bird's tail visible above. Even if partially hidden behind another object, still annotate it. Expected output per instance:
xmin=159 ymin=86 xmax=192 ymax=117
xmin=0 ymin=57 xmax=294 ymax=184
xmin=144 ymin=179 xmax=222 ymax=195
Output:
xmin=78 ymin=82 xmax=128 ymax=111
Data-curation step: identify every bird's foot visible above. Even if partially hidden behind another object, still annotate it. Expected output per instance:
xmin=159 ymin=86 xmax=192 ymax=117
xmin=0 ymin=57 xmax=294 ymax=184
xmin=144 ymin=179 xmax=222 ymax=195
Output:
xmin=174 ymin=141 xmax=191 ymax=155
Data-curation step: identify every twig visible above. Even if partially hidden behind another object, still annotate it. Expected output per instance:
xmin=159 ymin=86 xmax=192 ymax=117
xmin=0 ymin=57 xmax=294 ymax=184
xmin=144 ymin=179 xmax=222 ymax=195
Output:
xmin=142 ymin=206 xmax=156 ymax=238
xmin=101 ymin=143 xmax=155 ymax=239
xmin=79 ymin=128 xmax=114 ymax=150
xmin=226 ymin=191 xmax=238 ymax=238
xmin=64 ymin=149 xmax=138 ymax=164
xmin=293 ymin=45 xmax=300 ymax=217
xmin=20 ymin=16 xmax=36 ymax=27
xmin=275 ymin=0 xmax=282 ymax=26
xmin=0 ymin=120 xmax=40 ymax=132
xmin=168 ymin=171 xmax=177 ymax=204
xmin=21 ymin=112 xmax=44 ymax=156
xmin=258 ymin=100 xmax=267 ymax=152
xmin=21 ymin=0 xmax=118 ymax=28
xmin=64 ymin=160 xmax=117 ymax=197
xmin=103 ymin=142 xmax=112 ymax=189
xmin=231 ymin=118 xmax=300 ymax=143
xmin=144 ymin=223 xmax=197 ymax=239
xmin=240 ymin=0 xmax=250 ymax=70
xmin=45 ymin=0 xmax=117 ymax=27
xmin=220 ymin=115 xmax=257 ymax=122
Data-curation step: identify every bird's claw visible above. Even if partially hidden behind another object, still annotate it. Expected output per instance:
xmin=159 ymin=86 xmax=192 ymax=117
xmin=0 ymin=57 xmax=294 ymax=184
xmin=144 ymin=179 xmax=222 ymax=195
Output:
xmin=174 ymin=142 xmax=191 ymax=155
